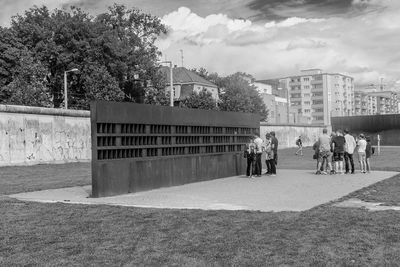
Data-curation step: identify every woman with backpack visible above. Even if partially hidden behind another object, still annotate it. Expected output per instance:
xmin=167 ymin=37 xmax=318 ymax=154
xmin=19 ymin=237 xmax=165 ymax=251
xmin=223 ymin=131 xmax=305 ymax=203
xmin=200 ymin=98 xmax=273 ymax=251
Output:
xmin=295 ymin=136 xmax=303 ymax=156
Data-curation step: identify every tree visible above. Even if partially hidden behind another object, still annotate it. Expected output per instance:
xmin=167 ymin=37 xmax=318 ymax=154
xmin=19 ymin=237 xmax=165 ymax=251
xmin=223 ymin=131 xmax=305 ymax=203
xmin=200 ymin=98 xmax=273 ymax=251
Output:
xmin=71 ymin=63 xmax=125 ymax=109
xmin=180 ymin=89 xmax=218 ymax=110
xmin=0 ymin=52 xmax=52 ymax=106
xmin=0 ymin=27 xmax=25 ymax=88
xmin=219 ymin=73 xmax=268 ymax=121
xmin=5 ymin=4 xmax=167 ymax=109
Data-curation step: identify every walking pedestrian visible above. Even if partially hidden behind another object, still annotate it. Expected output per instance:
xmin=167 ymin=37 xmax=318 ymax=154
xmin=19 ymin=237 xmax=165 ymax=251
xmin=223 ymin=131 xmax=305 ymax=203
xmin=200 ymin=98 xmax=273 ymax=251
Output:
xmin=253 ymin=133 xmax=264 ymax=177
xmin=357 ymin=134 xmax=367 ymax=173
xmin=295 ymin=135 xmax=303 ymax=156
xmin=344 ymin=129 xmax=356 ymax=174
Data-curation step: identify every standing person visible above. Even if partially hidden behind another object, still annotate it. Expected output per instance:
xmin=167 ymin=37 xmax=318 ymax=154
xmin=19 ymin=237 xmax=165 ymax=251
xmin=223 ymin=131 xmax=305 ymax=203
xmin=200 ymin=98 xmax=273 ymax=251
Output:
xmin=332 ymin=130 xmax=346 ymax=174
xmin=244 ymin=137 xmax=256 ymax=178
xmin=344 ymin=129 xmax=356 ymax=174
xmin=357 ymin=134 xmax=367 ymax=173
xmin=317 ymin=128 xmax=333 ymax=175
xmin=313 ymin=139 xmax=321 ymax=172
xmin=253 ymin=133 xmax=264 ymax=177
xmin=264 ymin=133 xmax=276 ymax=176
xmin=270 ymin=131 xmax=279 ymax=170
xmin=329 ymin=132 xmax=336 ymax=174
xmin=365 ymin=136 xmax=374 ymax=173
xmin=295 ymin=135 xmax=303 ymax=156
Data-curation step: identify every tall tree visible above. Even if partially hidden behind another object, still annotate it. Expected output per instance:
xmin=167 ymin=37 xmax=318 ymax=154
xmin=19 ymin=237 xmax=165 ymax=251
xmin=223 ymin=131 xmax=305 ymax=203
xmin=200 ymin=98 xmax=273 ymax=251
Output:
xmin=0 ymin=52 xmax=51 ymax=106
xmin=180 ymin=89 xmax=218 ymax=110
xmin=5 ymin=4 xmax=167 ymax=109
xmin=219 ymin=72 xmax=268 ymax=121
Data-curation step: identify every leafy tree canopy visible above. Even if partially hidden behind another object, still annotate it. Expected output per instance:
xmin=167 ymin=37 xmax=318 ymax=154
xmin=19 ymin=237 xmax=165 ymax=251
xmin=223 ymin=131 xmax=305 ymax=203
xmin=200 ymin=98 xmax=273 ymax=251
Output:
xmin=180 ymin=89 xmax=218 ymax=110
xmin=0 ymin=4 xmax=167 ymax=109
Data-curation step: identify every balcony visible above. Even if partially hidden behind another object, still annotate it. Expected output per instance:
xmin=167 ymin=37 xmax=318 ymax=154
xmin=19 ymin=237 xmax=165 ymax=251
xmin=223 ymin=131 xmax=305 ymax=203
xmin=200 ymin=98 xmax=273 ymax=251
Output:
xmin=289 ymin=81 xmax=301 ymax=86
xmin=311 ymin=80 xmax=323 ymax=85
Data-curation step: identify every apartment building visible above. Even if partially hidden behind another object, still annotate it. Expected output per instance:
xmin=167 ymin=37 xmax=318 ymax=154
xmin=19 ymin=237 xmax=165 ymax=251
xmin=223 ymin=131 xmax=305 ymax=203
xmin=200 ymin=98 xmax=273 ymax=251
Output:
xmin=253 ymin=81 xmax=289 ymax=124
xmin=354 ymin=90 xmax=399 ymax=115
xmin=266 ymin=69 xmax=354 ymax=125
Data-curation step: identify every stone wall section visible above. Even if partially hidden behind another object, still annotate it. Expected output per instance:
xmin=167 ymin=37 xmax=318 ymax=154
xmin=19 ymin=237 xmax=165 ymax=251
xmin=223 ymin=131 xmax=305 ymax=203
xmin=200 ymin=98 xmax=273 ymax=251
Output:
xmin=0 ymin=105 xmax=90 ymax=166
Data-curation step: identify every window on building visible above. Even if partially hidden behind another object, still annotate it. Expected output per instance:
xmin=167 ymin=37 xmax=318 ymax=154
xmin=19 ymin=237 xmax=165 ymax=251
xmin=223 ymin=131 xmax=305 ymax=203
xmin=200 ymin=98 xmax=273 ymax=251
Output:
xmin=304 ymin=93 xmax=310 ymax=97
xmin=312 ymin=92 xmax=323 ymax=97
xmin=312 ymin=100 xmax=323 ymax=105
xmin=304 ymin=101 xmax=311 ymax=105
xmin=303 ymin=77 xmax=310 ymax=82
xmin=303 ymin=85 xmax=310 ymax=89
xmin=304 ymin=109 xmax=311 ymax=113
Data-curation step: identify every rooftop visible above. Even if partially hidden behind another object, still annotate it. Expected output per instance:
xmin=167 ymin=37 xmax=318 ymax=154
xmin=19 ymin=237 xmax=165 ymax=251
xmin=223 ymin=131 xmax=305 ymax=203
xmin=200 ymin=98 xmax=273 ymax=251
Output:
xmin=160 ymin=66 xmax=217 ymax=88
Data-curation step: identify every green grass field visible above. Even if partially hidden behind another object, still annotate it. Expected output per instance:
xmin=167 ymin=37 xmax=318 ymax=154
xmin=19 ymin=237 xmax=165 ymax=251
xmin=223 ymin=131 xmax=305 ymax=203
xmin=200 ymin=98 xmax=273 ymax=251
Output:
xmin=1 ymin=147 xmax=400 ymax=265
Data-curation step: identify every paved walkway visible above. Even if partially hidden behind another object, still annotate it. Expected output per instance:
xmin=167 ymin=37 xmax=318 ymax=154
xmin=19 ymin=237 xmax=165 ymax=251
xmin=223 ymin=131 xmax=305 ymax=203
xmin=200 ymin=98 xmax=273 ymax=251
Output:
xmin=10 ymin=170 xmax=398 ymax=212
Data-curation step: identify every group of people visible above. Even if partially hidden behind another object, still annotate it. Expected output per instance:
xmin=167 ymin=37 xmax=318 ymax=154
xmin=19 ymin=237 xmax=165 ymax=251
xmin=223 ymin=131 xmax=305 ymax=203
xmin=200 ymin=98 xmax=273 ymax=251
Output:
xmin=313 ymin=128 xmax=374 ymax=175
xmin=244 ymin=132 xmax=278 ymax=178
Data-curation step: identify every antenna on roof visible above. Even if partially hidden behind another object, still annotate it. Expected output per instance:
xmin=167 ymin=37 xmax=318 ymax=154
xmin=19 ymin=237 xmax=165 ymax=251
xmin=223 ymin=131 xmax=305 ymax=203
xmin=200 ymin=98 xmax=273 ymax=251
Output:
xmin=180 ymin=49 xmax=184 ymax=67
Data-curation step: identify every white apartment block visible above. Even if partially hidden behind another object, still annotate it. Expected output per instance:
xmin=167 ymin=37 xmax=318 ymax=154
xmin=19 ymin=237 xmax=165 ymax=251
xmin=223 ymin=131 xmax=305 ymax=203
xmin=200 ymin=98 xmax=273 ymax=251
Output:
xmin=354 ymin=90 xmax=399 ymax=115
xmin=276 ymin=69 xmax=354 ymax=125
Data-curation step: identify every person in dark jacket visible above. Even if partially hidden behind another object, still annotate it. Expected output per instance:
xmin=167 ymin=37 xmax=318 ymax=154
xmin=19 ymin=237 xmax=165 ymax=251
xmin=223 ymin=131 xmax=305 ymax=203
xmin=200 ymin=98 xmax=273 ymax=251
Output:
xmin=270 ymin=131 xmax=279 ymax=174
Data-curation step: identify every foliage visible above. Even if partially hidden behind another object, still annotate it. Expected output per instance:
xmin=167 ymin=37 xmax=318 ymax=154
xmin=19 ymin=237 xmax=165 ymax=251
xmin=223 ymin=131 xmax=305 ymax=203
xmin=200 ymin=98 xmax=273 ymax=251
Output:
xmin=219 ymin=72 xmax=268 ymax=121
xmin=0 ymin=52 xmax=51 ymax=106
xmin=0 ymin=4 xmax=167 ymax=109
xmin=180 ymin=89 xmax=218 ymax=110
xmin=71 ymin=64 xmax=125 ymax=109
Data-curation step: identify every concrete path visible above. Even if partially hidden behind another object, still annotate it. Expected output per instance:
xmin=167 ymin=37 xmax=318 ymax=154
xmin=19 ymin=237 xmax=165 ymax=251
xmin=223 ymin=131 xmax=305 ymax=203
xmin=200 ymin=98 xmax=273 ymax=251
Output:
xmin=9 ymin=170 xmax=398 ymax=212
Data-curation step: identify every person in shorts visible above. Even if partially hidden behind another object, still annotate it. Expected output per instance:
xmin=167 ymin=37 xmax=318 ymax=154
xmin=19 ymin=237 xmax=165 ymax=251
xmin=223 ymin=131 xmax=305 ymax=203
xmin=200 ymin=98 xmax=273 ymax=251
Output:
xmin=357 ymin=134 xmax=367 ymax=173
xmin=295 ymin=136 xmax=303 ymax=156
xmin=332 ymin=130 xmax=346 ymax=174
xmin=317 ymin=128 xmax=332 ymax=175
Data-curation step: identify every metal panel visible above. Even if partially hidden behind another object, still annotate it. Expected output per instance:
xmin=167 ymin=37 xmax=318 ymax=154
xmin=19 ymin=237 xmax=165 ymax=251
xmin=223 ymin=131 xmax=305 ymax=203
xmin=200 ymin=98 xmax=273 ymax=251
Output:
xmin=91 ymin=101 xmax=260 ymax=197
xmin=331 ymin=114 xmax=400 ymax=146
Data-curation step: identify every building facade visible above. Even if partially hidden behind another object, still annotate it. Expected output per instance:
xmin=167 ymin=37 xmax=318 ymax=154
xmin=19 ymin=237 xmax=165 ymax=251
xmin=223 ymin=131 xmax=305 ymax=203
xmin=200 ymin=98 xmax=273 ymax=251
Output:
xmin=264 ymin=69 xmax=354 ymax=125
xmin=354 ymin=90 xmax=399 ymax=115
xmin=160 ymin=67 xmax=219 ymax=102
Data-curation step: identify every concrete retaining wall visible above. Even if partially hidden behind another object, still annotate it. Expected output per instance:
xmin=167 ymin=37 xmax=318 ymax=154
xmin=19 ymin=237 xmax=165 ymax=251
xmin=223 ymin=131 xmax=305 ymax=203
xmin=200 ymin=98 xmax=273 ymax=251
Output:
xmin=260 ymin=123 xmax=332 ymax=149
xmin=0 ymin=105 xmax=91 ymax=166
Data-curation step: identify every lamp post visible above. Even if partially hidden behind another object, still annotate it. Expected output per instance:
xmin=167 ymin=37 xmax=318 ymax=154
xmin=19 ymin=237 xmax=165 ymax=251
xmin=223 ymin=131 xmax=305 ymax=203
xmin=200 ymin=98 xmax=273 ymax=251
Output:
xmin=64 ymin=68 xmax=79 ymax=109
xmin=159 ymin=61 xmax=174 ymax=107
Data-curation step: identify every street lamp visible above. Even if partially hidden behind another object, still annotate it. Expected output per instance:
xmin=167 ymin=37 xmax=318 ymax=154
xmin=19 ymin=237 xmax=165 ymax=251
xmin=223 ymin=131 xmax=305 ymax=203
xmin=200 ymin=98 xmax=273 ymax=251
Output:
xmin=159 ymin=61 xmax=174 ymax=107
xmin=64 ymin=68 xmax=79 ymax=109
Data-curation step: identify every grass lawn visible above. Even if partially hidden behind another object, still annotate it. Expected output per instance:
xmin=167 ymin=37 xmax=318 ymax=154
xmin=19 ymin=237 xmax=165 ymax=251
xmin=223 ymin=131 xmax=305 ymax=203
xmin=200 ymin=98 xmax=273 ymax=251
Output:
xmin=1 ymin=147 xmax=400 ymax=265
xmin=0 ymin=162 xmax=91 ymax=195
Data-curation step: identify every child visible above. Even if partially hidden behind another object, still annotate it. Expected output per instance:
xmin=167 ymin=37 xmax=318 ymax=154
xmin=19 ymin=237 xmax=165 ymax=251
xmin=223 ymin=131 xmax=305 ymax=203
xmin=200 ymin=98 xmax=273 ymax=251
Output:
xmin=365 ymin=136 xmax=374 ymax=173
xmin=357 ymin=134 xmax=367 ymax=173
xmin=245 ymin=137 xmax=256 ymax=178
xmin=295 ymin=136 xmax=303 ymax=156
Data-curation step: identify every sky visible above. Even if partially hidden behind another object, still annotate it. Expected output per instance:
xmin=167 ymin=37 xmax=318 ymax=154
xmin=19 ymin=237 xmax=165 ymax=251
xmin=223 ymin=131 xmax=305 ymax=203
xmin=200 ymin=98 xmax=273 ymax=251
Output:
xmin=1 ymin=0 xmax=400 ymax=88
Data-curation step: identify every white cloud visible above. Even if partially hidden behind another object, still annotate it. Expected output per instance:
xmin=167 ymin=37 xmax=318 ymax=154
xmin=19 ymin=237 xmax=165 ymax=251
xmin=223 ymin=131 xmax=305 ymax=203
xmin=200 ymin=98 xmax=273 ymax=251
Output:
xmin=157 ymin=4 xmax=400 ymax=86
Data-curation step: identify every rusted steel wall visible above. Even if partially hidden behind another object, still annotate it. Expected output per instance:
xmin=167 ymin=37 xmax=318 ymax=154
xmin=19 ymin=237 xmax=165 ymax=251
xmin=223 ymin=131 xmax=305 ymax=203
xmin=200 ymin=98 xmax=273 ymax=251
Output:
xmin=331 ymin=115 xmax=400 ymax=145
xmin=91 ymin=101 xmax=260 ymax=197
xmin=0 ymin=104 xmax=90 ymax=166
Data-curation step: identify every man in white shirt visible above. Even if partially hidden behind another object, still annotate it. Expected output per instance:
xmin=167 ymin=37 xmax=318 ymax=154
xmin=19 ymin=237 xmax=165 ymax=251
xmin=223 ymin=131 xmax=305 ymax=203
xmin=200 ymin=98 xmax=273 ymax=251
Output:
xmin=253 ymin=133 xmax=264 ymax=177
xmin=344 ymin=129 xmax=356 ymax=174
